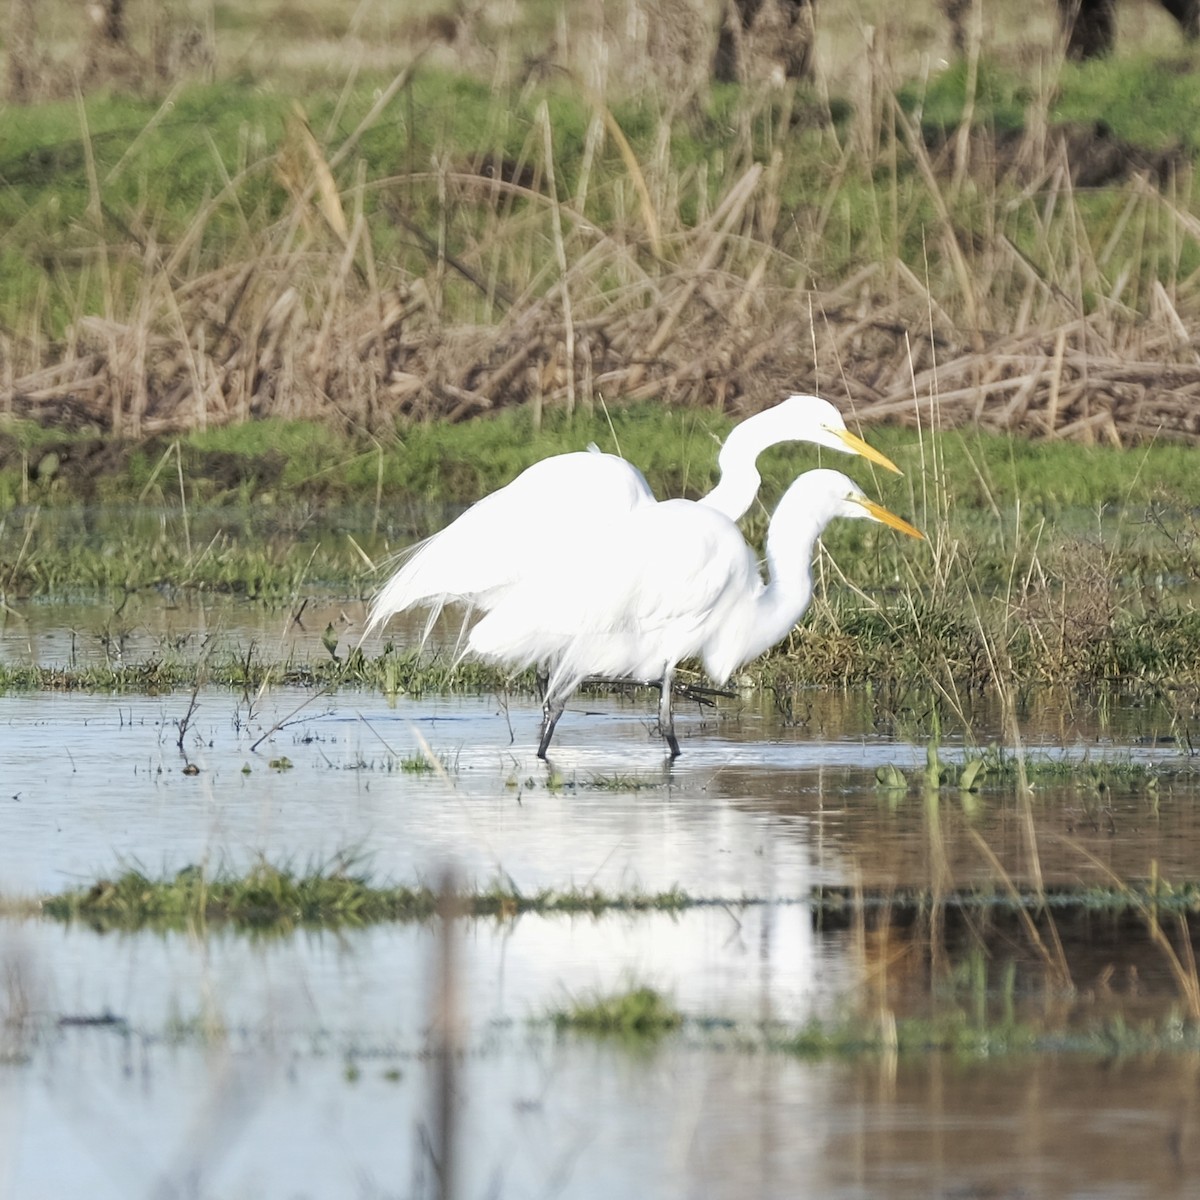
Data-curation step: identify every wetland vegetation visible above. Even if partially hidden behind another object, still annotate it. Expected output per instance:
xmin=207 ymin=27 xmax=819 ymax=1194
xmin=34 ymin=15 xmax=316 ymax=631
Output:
xmin=4 ymin=1 xmax=1200 ymax=1193
xmin=1 ymin=2 xmax=1198 ymax=710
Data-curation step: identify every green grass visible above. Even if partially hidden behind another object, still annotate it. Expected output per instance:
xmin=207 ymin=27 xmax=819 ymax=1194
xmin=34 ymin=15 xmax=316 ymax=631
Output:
xmin=35 ymin=859 xmax=1200 ymax=935
xmin=8 ymin=410 xmax=1200 ymax=520
xmin=776 ymin=1010 xmax=1200 ymax=1060
xmin=905 ymin=51 xmax=1200 ymax=153
xmin=872 ymin=745 xmax=1195 ymax=795
xmin=0 ymin=645 xmax=526 ymax=697
xmin=809 ymin=882 xmax=1200 ymax=919
xmin=1053 ymin=55 xmax=1200 ymax=153
xmin=551 ymin=987 xmax=683 ymax=1039
xmin=40 ymin=861 xmax=694 ymax=933
xmin=6 ymin=410 xmax=1200 ymax=701
xmin=780 ymin=1012 xmax=1037 ymax=1059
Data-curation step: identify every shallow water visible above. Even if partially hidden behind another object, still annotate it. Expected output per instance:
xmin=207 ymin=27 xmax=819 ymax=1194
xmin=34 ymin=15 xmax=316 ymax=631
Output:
xmin=1 ymin=686 xmax=1193 ymax=897
xmin=6 ymin=1027 xmax=1200 ymax=1199
xmin=3 ymin=592 xmax=1200 ymax=1197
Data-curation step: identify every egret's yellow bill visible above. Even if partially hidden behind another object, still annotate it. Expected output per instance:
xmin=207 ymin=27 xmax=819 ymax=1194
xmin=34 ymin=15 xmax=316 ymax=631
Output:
xmin=829 ymin=427 xmax=902 ymax=476
xmin=855 ymin=497 xmax=924 ymax=540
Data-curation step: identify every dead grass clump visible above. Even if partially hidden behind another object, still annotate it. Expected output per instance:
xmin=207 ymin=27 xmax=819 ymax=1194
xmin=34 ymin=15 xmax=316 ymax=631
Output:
xmin=3 ymin=17 xmax=1200 ymax=442
xmin=6 ymin=163 xmax=1200 ymax=442
xmin=1005 ymin=537 xmax=1127 ymax=681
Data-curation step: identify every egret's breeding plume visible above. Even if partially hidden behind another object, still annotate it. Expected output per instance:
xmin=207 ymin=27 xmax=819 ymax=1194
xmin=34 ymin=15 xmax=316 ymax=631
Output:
xmin=467 ymin=469 xmax=924 ymax=759
xmin=365 ymin=395 xmax=899 ymax=639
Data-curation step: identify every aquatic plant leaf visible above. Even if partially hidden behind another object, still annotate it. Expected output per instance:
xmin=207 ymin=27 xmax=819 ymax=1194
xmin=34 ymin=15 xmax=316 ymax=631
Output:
xmin=959 ymin=757 xmax=987 ymax=792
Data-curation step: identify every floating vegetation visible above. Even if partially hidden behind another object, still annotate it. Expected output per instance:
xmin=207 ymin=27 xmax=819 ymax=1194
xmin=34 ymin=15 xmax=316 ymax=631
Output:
xmin=551 ymin=987 xmax=683 ymax=1039
xmin=870 ymin=744 xmax=1199 ymax=795
xmin=399 ymin=753 xmax=437 ymax=774
xmin=33 ymin=859 xmax=1200 ymax=935
xmin=577 ymin=772 xmax=669 ymax=792
xmin=779 ymin=1013 xmax=1035 ymax=1060
xmin=39 ymin=862 xmax=694 ymax=933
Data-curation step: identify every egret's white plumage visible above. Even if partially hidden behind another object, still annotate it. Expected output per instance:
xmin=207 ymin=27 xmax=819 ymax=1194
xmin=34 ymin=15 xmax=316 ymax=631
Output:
xmin=368 ymin=449 xmax=653 ymax=641
xmin=467 ymin=468 xmax=924 ymax=758
xmin=365 ymin=394 xmax=899 ymax=638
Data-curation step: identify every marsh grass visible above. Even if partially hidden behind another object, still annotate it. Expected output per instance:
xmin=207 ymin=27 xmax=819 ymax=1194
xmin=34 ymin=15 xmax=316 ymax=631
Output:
xmin=38 ymin=858 xmax=1200 ymax=933
xmin=41 ymin=861 xmax=694 ymax=932
xmin=551 ymin=986 xmax=683 ymax=1039
xmin=871 ymin=745 xmax=1196 ymax=796
xmin=7 ymin=415 xmax=1200 ymax=716
xmin=811 ymin=882 xmax=1200 ymax=919
xmin=2 ymin=4 xmax=1198 ymax=440
xmin=750 ymin=378 xmax=1200 ymax=743
xmin=0 ymin=642 xmax=527 ymax=696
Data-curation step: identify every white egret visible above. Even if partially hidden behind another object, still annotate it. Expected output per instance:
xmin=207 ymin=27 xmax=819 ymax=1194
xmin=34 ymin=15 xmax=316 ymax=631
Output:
xmin=466 ymin=468 xmax=924 ymax=758
xmin=364 ymin=395 xmax=899 ymax=638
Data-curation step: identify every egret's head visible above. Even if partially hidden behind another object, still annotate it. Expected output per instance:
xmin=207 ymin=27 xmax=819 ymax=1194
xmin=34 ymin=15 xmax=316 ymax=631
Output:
xmin=781 ymin=468 xmax=924 ymax=540
xmin=774 ymin=394 xmax=902 ymax=475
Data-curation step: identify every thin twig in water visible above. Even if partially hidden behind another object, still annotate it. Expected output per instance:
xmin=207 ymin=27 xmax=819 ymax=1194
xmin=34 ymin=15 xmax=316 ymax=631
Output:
xmin=494 ymin=691 xmax=515 ymax=746
xmin=1057 ymin=838 xmax=1200 ymax=1021
xmin=967 ymin=829 xmax=1072 ymax=990
xmin=358 ymin=712 xmax=453 ymax=783
xmin=177 ymin=682 xmax=201 ymax=756
xmin=250 ymin=686 xmax=334 ymax=752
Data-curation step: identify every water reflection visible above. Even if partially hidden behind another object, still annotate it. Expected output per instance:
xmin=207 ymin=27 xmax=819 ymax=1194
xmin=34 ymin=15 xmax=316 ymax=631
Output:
xmin=4 ymin=587 xmax=1200 ymax=1196
xmin=1 ymin=687 xmax=1197 ymax=898
xmin=4 ymin=1015 xmax=1199 ymax=1199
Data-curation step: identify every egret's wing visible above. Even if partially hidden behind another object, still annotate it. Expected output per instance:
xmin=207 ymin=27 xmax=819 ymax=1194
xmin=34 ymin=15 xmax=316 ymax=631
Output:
xmin=367 ymin=451 xmax=655 ymax=635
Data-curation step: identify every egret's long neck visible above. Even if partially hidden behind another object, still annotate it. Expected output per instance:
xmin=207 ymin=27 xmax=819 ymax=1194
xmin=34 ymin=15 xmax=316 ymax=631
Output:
xmin=733 ymin=483 xmax=837 ymax=667
xmin=698 ymin=408 xmax=796 ymax=520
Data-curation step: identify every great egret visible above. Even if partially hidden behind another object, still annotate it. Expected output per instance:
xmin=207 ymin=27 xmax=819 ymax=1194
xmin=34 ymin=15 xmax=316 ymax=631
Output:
xmin=365 ymin=395 xmax=899 ymax=638
xmin=466 ymin=468 xmax=924 ymax=758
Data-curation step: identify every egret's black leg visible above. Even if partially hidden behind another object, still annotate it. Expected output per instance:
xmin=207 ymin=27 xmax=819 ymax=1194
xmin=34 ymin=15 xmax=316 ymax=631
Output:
xmin=658 ymin=664 xmax=681 ymax=759
xmin=537 ymin=697 xmax=566 ymax=759
xmin=534 ymin=667 xmax=550 ymax=701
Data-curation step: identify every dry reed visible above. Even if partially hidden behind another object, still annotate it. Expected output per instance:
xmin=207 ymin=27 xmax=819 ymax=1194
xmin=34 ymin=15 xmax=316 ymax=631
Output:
xmin=3 ymin=7 xmax=1198 ymax=443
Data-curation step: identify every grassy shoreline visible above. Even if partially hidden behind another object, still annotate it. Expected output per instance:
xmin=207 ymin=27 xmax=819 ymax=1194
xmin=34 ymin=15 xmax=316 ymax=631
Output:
xmin=26 ymin=862 xmax=1200 ymax=1056
xmin=4 ymin=411 xmax=1200 ymax=701
xmin=6 ymin=406 xmax=1200 ymax=513
xmin=4 ymin=1 xmax=1200 ymax=704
